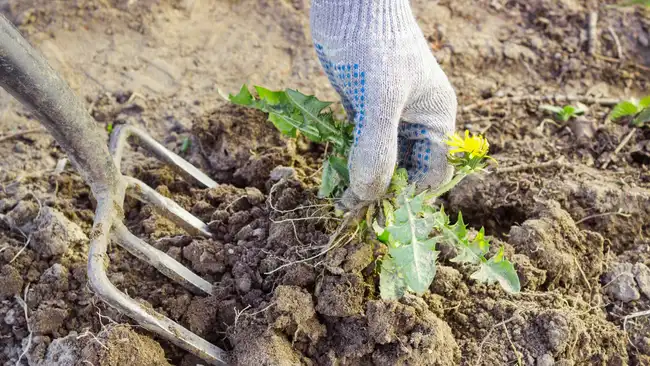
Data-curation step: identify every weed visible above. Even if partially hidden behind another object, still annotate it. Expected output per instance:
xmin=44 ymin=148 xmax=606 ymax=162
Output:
xmin=373 ymin=132 xmax=519 ymax=299
xmin=231 ymin=84 xmax=520 ymax=299
xmin=539 ymin=104 xmax=587 ymax=122
xmin=609 ymin=95 xmax=650 ymax=127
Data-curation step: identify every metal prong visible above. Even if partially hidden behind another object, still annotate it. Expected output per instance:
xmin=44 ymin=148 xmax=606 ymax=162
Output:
xmin=88 ymin=199 xmax=229 ymax=366
xmin=125 ymin=176 xmax=212 ymax=237
xmin=109 ymin=124 xmax=218 ymax=189
xmin=112 ymin=222 xmax=213 ymax=296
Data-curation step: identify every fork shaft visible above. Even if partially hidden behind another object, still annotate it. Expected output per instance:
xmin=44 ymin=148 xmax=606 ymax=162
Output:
xmin=0 ymin=14 xmax=123 ymax=199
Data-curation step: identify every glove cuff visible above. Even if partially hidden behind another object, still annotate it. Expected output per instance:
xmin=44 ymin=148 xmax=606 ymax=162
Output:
xmin=310 ymin=0 xmax=418 ymax=42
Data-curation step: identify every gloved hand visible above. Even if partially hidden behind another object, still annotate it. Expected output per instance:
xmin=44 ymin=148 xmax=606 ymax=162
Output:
xmin=310 ymin=0 xmax=457 ymax=209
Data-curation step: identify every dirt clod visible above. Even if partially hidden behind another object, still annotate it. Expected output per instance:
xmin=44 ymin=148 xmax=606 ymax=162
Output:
xmin=0 ymin=264 xmax=23 ymax=299
xmin=316 ymin=273 xmax=366 ymax=317
xmin=366 ymin=296 xmax=460 ymax=365
xmin=80 ymin=325 xmax=172 ymax=366
xmin=272 ymin=286 xmax=325 ymax=342
xmin=31 ymin=301 xmax=69 ymax=334
xmin=603 ymin=262 xmax=642 ymax=303
xmin=508 ymin=200 xmax=603 ymax=291
xmin=30 ymin=207 xmax=87 ymax=258
xmin=232 ymin=323 xmax=302 ymax=366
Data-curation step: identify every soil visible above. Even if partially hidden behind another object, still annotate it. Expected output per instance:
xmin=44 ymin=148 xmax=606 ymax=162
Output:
xmin=0 ymin=0 xmax=649 ymax=365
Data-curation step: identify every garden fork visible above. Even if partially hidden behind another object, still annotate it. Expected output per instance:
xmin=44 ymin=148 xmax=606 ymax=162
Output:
xmin=0 ymin=14 xmax=230 ymax=365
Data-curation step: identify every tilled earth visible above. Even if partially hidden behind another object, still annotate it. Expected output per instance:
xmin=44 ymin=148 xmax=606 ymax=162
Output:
xmin=0 ymin=0 xmax=649 ymax=365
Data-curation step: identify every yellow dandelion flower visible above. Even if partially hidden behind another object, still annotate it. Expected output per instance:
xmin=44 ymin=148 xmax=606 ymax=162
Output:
xmin=445 ymin=130 xmax=490 ymax=158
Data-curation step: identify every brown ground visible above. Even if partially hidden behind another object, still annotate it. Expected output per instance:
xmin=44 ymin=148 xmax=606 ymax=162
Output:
xmin=0 ymin=0 xmax=649 ymax=365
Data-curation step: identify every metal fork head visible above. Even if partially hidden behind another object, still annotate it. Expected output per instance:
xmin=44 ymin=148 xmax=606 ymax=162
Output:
xmin=88 ymin=125 xmax=230 ymax=365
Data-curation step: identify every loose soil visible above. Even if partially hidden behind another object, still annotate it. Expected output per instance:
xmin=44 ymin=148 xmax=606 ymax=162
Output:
xmin=0 ymin=0 xmax=649 ymax=365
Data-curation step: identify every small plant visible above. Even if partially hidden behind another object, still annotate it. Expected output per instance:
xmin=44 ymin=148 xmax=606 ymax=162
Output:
xmin=540 ymin=103 xmax=587 ymax=122
xmin=229 ymin=85 xmax=353 ymax=197
xmin=373 ymin=131 xmax=519 ymax=299
xmin=609 ymin=95 xmax=650 ymax=127
xmin=230 ymin=84 xmax=520 ymax=299
xmin=181 ymin=137 xmax=191 ymax=154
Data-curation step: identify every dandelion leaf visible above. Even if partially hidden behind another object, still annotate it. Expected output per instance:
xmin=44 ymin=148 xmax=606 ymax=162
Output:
xmin=318 ymin=158 xmax=341 ymax=198
xmin=285 ymin=89 xmax=338 ymax=137
xmin=254 ymin=86 xmax=288 ymax=106
xmin=380 ymin=257 xmax=407 ymax=300
xmin=451 ymin=227 xmax=490 ymax=265
xmin=389 ymin=238 xmax=438 ymax=294
xmin=389 ymin=168 xmax=409 ymax=194
xmin=470 ymin=247 xmax=521 ymax=294
xmin=328 ymin=155 xmax=349 ymax=185
xmin=229 ymin=84 xmax=255 ymax=106
xmin=387 ymin=193 xmax=434 ymax=244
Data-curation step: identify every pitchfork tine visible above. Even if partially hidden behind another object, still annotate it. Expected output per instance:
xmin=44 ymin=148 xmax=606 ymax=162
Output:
xmin=0 ymin=14 xmax=229 ymax=365
xmin=109 ymin=124 xmax=218 ymax=189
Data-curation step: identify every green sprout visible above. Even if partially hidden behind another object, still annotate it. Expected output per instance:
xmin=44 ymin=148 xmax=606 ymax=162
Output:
xmin=540 ymin=104 xmax=587 ymax=122
xmin=181 ymin=137 xmax=191 ymax=154
xmin=610 ymin=95 xmax=650 ymax=127
xmin=230 ymin=84 xmax=520 ymax=300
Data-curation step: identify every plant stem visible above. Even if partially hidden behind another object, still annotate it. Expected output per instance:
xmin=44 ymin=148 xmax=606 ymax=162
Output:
xmin=429 ymin=171 xmax=468 ymax=198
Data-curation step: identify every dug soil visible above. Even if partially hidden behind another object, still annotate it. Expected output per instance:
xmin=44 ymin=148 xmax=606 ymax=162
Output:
xmin=1 ymin=0 xmax=650 ymax=365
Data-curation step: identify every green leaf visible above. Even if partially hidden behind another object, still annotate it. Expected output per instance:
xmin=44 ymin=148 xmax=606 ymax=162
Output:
xmin=445 ymin=212 xmax=468 ymax=242
xmin=559 ymin=106 xmax=577 ymax=121
xmin=633 ymin=107 xmax=650 ymax=127
xmin=389 ymin=168 xmax=409 ymax=194
xmin=610 ymin=101 xmax=640 ymax=121
xmin=381 ymin=189 xmax=439 ymax=295
xmin=639 ymin=96 xmax=650 ymax=109
xmin=268 ymin=113 xmax=297 ymax=137
xmin=431 ymin=206 xmax=450 ymax=229
xmin=254 ymin=86 xmax=287 ymax=106
xmin=373 ymin=220 xmax=390 ymax=244
xmin=285 ymin=89 xmax=338 ymax=137
xmin=388 ymin=193 xmax=434 ymax=244
xmin=379 ymin=257 xmax=407 ymax=300
xmin=318 ymin=159 xmax=340 ymax=198
xmin=271 ymin=111 xmax=321 ymax=141
xmin=451 ymin=227 xmax=490 ymax=265
xmin=229 ymin=84 xmax=255 ymax=106
xmin=470 ymin=247 xmax=521 ymax=294
xmin=328 ymin=155 xmax=349 ymax=185
xmin=181 ymin=137 xmax=191 ymax=153
xmin=382 ymin=200 xmax=395 ymax=227
xmin=389 ymin=238 xmax=438 ymax=294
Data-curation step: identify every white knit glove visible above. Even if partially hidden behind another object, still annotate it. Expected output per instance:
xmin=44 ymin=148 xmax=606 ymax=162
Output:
xmin=310 ymin=0 xmax=457 ymax=209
